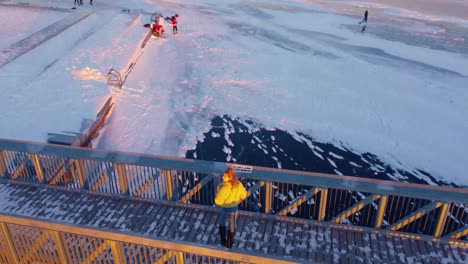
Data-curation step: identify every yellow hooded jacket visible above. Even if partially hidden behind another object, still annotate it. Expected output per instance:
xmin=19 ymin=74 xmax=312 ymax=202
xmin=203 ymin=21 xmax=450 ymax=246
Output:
xmin=215 ymin=181 xmax=247 ymax=208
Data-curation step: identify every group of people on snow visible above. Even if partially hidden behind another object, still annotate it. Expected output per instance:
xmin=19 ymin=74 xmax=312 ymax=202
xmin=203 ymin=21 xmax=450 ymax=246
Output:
xmin=149 ymin=13 xmax=179 ymax=37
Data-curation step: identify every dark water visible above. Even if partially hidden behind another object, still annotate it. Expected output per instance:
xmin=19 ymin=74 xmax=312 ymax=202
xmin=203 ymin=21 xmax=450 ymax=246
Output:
xmin=184 ymin=118 xmax=467 ymax=236
xmin=186 ymin=115 xmax=459 ymax=188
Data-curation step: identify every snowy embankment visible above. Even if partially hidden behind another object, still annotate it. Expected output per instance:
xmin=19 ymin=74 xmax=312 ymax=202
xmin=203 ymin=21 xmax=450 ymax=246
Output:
xmin=0 ymin=4 xmax=145 ymax=143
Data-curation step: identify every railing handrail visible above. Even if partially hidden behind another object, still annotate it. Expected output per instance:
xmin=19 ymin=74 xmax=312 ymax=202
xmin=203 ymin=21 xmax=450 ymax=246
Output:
xmin=1 ymin=138 xmax=467 ymax=203
xmin=0 ymin=213 xmax=295 ymax=264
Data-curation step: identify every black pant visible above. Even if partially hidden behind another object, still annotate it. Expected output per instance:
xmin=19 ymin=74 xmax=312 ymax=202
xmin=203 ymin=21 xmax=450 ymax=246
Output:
xmin=173 ymin=26 xmax=178 ymax=34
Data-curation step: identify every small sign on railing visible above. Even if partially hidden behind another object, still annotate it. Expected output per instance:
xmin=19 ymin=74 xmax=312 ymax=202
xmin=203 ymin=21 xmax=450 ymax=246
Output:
xmin=232 ymin=164 xmax=253 ymax=173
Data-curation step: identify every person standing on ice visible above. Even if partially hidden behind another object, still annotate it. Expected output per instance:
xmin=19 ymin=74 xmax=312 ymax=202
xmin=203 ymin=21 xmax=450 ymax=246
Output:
xmin=360 ymin=9 xmax=368 ymax=24
xmin=214 ymin=168 xmax=247 ymax=248
xmin=170 ymin=15 xmax=178 ymax=34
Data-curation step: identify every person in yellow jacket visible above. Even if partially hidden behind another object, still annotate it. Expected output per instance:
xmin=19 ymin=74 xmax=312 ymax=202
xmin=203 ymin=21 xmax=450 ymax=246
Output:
xmin=214 ymin=168 xmax=247 ymax=248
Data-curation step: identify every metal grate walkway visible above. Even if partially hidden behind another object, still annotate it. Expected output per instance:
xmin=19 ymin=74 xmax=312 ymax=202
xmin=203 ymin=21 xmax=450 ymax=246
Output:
xmin=1 ymin=181 xmax=467 ymax=263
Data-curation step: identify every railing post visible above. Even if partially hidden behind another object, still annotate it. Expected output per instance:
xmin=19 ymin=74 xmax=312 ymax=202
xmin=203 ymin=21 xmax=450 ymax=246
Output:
xmin=28 ymin=154 xmax=45 ymax=183
xmin=115 ymin=164 xmax=129 ymax=195
xmin=0 ymin=150 xmax=7 ymax=178
xmin=318 ymin=188 xmax=328 ymax=221
xmin=264 ymin=182 xmax=273 ymax=213
xmin=52 ymin=231 xmax=69 ymax=263
xmin=110 ymin=241 xmax=125 ymax=264
xmin=73 ymin=159 xmax=87 ymax=188
xmin=0 ymin=223 xmax=19 ymax=264
xmin=176 ymin=252 xmax=185 ymax=263
xmin=374 ymin=195 xmax=388 ymax=228
xmin=434 ymin=203 xmax=450 ymax=237
xmin=165 ymin=170 xmax=174 ymax=200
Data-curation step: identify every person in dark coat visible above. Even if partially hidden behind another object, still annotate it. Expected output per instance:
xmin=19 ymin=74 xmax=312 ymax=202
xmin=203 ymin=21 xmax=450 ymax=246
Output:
xmin=361 ymin=10 xmax=368 ymax=24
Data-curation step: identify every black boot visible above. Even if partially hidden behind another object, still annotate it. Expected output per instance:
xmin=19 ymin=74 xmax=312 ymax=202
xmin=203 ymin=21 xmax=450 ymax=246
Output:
xmin=219 ymin=226 xmax=227 ymax=246
xmin=227 ymin=232 xmax=234 ymax=248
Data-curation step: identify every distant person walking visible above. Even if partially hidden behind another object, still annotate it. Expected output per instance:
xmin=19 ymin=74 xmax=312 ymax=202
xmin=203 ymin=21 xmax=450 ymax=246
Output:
xmin=360 ymin=9 xmax=368 ymax=24
xmin=214 ymin=168 xmax=247 ymax=248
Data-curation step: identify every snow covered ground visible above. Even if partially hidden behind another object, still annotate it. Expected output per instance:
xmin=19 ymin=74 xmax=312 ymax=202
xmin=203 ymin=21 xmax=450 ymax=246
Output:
xmin=0 ymin=0 xmax=467 ymax=186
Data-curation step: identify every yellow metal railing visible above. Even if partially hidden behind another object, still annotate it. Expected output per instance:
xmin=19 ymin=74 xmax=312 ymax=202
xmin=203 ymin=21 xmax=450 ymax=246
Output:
xmin=0 ymin=214 xmax=295 ymax=264
xmin=0 ymin=138 xmax=467 ymax=242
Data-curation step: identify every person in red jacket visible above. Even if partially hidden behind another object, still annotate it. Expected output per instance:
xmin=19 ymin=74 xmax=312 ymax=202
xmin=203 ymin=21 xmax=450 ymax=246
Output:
xmin=170 ymin=15 xmax=178 ymax=34
xmin=154 ymin=24 xmax=164 ymax=37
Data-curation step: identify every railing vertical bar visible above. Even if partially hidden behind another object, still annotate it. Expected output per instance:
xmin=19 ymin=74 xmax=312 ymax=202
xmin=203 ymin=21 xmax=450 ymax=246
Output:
xmin=444 ymin=203 xmax=456 ymax=235
xmin=70 ymin=234 xmax=80 ymax=263
xmin=150 ymin=168 xmax=156 ymax=199
xmin=141 ymin=167 xmax=147 ymax=198
xmin=414 ymin=198 xmax=422 ymax=234
xmin=166 ymin=170 xmax=174 ymax=201
xmin=15 ymin=226 xmax=28 ymax=259
xmin=375 ymin=195 xmax=388 ymax=228
xmin=0 ymin=150 xmax=7 ymax=177
xmin=127 ymin=165 xmax=134 ymax=195
xmin=3 ymin=151 xmax=12 ymax=176
xmin=108 ymin=163 xmax=115 ymax=194
xmin=177 ymin=251 xmax=185 ymax=263
xmin=76 ymin=235 xmax=85 ymax=262
xmin=421 ymin=200 xmax=432 ymax=234
xmin=318 ymin=188 xmax=328 ymax=221
xmin=122 ymin=165 xmax=129 ymax=195
xmin=339 ymin=189 xmax=346 ymax=215
xmin=110 ymin=241 xmax=125 ymax=264
xmin=264 ymin=182 xmax=272 ymax=214
xmin=135 ymin=165 xmax=141 ymax=196
xmin=387 ymin=196 xmax=394 ymax=224
xmin=396 ymin=196 xmax=403 ymax=224
xmin=434 ymin=203 xmax=450 ymax=237
xmin=0 ymin=223 xmax=19 ymax=264
xmin=329 ymin=189 xmax=336 ymax=219
xmin=62 ymin=233 xmax=74 ymax=264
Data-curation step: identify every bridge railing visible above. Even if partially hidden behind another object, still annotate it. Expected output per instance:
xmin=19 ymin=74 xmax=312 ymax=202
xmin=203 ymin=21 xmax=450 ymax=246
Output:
xmin=0 ymin=138 xmax=467 ymax=244
xmin=0 ymin=213 xmax=292 ymax=264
